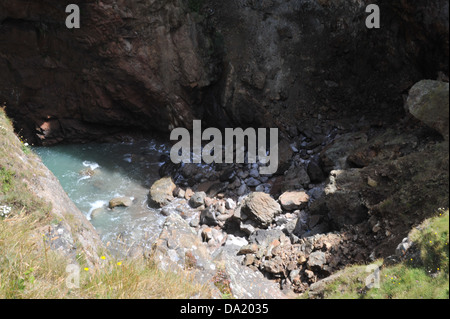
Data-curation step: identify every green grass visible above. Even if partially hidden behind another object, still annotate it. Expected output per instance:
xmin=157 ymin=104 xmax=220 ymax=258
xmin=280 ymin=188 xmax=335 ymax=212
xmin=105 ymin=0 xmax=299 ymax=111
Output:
xmin=304 ymin=209 xmax=449 ymax=299
xmin=0 ymin=167 xmax=14 ymax=193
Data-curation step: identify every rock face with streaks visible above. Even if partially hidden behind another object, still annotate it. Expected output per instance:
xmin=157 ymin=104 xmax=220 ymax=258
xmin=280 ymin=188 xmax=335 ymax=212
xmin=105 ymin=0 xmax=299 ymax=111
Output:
xmin=0 ymin=0 xmax=448 ymax=144
xmin=0 ymin=0 xmax=220 ymax=145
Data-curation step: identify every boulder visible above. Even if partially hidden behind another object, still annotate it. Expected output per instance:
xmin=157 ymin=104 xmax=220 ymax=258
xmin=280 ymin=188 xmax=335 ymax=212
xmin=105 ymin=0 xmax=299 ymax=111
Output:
xmin=281 ymin=165 xmax=311 ymax=192
xmin=225 ymin=198 xmax=236 ymax=210
xmin=319 ymin=132 xmax=368 ymax=174
xmin=278 ymin=191 xmax=310 ymax=211
xmin=248 ymin=229 xmax=285 ymax=249
xmin=406 ymin=80 xmax=449 ymax=140
xmin=307 ymin=251 xmax=327 ymax=271
xmin=148 ymin=177 xmax=176 ymax=208
xmin=241 ymin=192 xmax=282 ymax=228
xmin=200 ymin=207 xmax=219 ymax=226
xmin=108 ymin=197 xmax=133 ymax=209
xmin=189 ymin=191 xmax=206 ymax=208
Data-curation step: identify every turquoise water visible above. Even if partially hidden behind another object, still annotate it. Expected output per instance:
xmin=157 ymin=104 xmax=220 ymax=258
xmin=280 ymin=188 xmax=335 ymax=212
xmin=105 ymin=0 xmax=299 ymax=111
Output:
xmin=34 ymin=139 xmax=171 ymax=254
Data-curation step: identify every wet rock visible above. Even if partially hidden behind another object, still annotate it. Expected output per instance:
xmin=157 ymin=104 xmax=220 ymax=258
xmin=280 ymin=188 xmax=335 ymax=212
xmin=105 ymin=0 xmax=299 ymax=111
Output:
xmin=278 ymin=191 xmax=310 ymax=211
xmin=241 ymin=192 xmax=282 ymax=228
xmin=90 ymin=207 xmax=106 ymax=219
xmin=406 ymin=80 xmax=449 ymax=140
xmin=108 ymin=197 xmax=133 ymax=209
xmin=148 ymin=177 xmax=176 ymax=208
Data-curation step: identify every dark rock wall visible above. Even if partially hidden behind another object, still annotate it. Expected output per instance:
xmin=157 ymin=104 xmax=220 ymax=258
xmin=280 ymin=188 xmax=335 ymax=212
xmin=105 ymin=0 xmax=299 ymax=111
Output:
xmin=0 ymin=0 xmax=448 ymax=144
xmin=0 ymin=0 xmax=220 ymax=144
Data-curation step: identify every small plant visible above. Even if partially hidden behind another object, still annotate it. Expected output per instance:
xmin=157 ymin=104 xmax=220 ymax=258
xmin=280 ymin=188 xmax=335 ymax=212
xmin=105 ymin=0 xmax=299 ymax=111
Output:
xmin=21 ymin=142 xmax=31 ymax=155
xmin=212 ymin=268 xmax=233 ymax=299
xmin=185 ymin=251 xmax=197 ymax=270
xmin=0 ymin=167 xmax=15 ymax=193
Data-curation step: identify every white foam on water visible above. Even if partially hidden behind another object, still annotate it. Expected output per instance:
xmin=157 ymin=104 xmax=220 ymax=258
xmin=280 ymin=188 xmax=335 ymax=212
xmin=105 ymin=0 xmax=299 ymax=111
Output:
xmin=82 ymin=160 xmax=100 ymax=170
xmin=77 ymin=175 xmax=91 ymax=184
xmin=87 ymin=200 xmax=108 ymax=220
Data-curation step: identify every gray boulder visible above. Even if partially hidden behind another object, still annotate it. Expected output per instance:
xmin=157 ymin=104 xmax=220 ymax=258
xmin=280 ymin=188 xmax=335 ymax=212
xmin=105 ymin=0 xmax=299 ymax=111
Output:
xmin=241 ymin=192 xmax=282 ymax=228
xmin=406 ymin=80 xmax=449 ymax=140
xmin=189 ymin=191 xmax=206 ymax=208
xmin=148 ymin=177 xmax=176 ymax=208
xmin=307 ymin=251 xmax=327 ymax=271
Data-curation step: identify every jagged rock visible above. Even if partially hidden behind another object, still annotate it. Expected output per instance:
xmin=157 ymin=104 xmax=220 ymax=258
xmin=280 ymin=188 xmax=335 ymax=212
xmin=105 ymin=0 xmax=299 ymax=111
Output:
xmin=238 ymin=244 xmax=259 ymax=255
xmin=406 ymin=80 xmax=449 ymax=140
xmin=213 ymin=250 xmax=287 ymax=299
xmin=248 ymin=229 xmax=285 ymax=249
xmin=199 ymin=207 xmax=219 ymax=227
xmin=307 ymin=251 xmax=327 ymax=271
xmin=319 ymin=132 xmax=368 ymax=174
xmin=152 ymin=213 xmax=219 ymax=286
xmin=278 ymin=191 xmax=310 ymax=211
xmin=148 ymin=177 xmax=176 ymax=208
xmin=241 ymin=192 xmax=282 ymax=228
xmin=281 ymin=165 xmax=311 ymax=192
xmin=225 ymin=198 xmax=236 ymax=210
xmin=240 ymin=222 xmax=256 ymax=236
xmin=395 ymin=237 xmax=413 ymax=258
xmin=189 ymin=192 xmax=206 ymax=208
xmin=324 ymin=169 xmax=368 ymax=228
xmin=262 ymin=257 xmax=284 ymax=274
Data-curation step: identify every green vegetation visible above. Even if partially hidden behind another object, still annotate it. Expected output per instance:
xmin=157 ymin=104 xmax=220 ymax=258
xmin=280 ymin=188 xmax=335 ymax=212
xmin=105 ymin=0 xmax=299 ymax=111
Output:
xmin=0 ymin=109 xmax=212 ymax=299
xmin=304 ymin=209 xmax=449 ymax=299
xmin=0 ymin=167 xmax=14 ymax=193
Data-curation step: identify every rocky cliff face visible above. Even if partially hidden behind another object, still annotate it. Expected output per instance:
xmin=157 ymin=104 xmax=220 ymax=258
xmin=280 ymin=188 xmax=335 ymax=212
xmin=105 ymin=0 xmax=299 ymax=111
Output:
xmin=0 ymin=108 xmax=103 ymax=267
xmin=0 ymin=0 xmax=448 ymax=144
xmin=0 ymin=0 xmax=220 ymax=144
